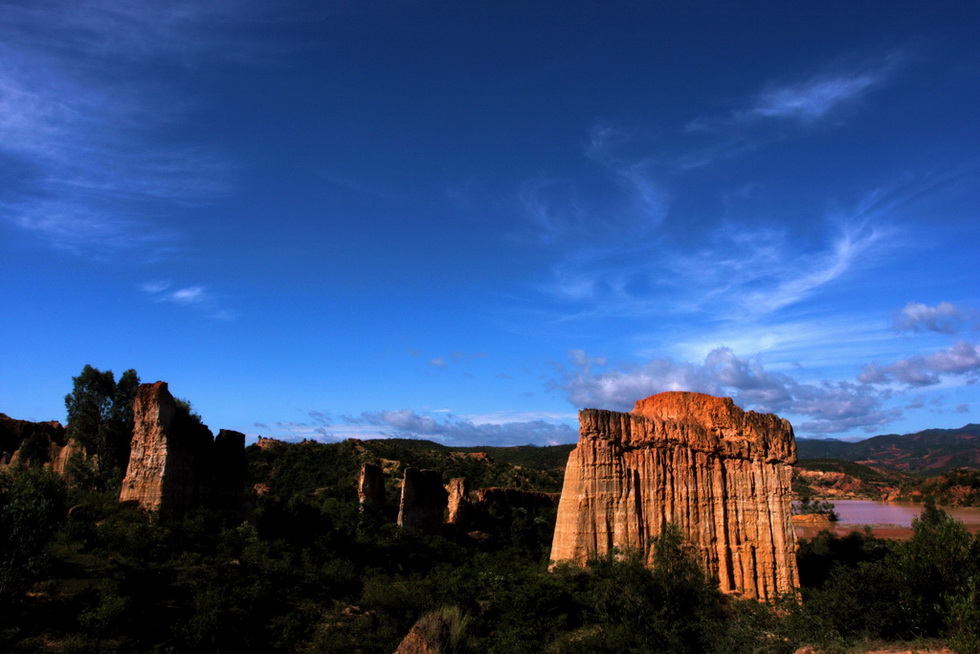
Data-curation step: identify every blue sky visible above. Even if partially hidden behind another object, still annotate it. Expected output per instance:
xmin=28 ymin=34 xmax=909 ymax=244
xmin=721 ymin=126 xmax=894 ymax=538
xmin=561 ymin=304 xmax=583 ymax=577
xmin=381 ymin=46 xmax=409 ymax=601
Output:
xmin=2 ymin=1 xmax=978 ymax=445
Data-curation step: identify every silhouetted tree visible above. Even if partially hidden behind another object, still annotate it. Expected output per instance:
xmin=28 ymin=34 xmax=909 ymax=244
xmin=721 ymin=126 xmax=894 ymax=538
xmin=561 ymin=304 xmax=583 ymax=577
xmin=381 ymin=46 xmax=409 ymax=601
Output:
xmin=65 ymin=365 xmax=140 ymax=489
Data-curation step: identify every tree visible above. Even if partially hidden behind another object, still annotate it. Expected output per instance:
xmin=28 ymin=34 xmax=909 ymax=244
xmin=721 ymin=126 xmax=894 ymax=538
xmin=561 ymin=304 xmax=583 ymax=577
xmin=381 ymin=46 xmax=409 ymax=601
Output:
xmin=64 ymin=365 xmax=140 ymax=489
xmin=897 ymin=499 xmax=973 ymax=638
xmin=0 ymin=466 xmax=66 ymax=602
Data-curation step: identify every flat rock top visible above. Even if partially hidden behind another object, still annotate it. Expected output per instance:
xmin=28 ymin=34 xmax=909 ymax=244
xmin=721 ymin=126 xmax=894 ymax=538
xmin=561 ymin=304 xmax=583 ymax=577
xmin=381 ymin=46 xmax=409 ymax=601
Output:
xmin=587 ymin=391 xmax=799 ymax=462
xmin=632 ymin=391 xmax=739 ymax=423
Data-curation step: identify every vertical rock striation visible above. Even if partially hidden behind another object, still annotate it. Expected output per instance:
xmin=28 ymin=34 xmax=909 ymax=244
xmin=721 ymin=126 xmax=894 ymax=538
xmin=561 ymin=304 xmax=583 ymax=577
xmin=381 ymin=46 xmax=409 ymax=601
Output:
xmin=550 ymin=391 xmax=799 ymax=601
xmin=397 ymin=468 xmax=448 ymax=535
xmin=445 ymin=477 xmax=469 ymax=525
xmin=119 ymin=382 xmax=244 ymax=514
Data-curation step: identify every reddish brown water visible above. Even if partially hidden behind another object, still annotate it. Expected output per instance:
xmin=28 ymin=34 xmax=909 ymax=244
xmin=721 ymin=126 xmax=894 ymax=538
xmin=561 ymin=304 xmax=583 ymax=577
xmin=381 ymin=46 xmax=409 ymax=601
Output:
xmin=794 ymin=500 xmax=980 ymax=540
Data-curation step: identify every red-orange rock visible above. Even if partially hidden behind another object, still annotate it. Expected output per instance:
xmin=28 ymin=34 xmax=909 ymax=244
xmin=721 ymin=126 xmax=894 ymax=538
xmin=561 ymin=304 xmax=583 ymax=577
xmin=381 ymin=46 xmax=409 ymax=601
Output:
xmin=446 ymin=477 xmax=469 ymax=525
xmin=550 ymin=391 xmax=799 ymax=601
xmin=0 ymin=413 xmax=67 ymax=467
xmin=119 ymin=382 xmax=244 ymax=514
xmin=254 ymin=436 xmax=284 ymax=449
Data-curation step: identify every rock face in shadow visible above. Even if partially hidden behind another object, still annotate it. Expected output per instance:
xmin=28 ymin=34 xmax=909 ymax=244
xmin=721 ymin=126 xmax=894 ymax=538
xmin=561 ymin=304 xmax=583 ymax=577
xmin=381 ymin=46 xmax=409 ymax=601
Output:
xmin=119 ymin=382 xmax=244 ymax=514
xmin=550 ymin=391 xmax=799 ymax=601
xmin=358 ymin=462 xmax=386 ymax=513
xmin=213 ymin=429 xmax=246 ymax=512
xmin=397 ymin=468 xmax=448 ymax=535
xmin=473 ymin=487 xmax=560 ymax=511
xmin=0 ymin=413 xmax=68 ymax=467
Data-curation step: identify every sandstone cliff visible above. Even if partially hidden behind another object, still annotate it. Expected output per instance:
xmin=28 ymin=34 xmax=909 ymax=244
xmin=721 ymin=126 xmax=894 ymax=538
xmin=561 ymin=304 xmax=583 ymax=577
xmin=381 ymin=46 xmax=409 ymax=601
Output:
xmin=397 ymin=468 xmax=448 ymax=534
xmin=445 ymin=477 xmax=469 ymax=525
xmin=119 ymin=382 xmax=244 ymax=514
xmin=358 ymin=462 xmax=386 ymax=513
xmin=550 ymin=391 xmax=799 ymax=601
xmin=0 ymin=413 xmax=68 ymax=467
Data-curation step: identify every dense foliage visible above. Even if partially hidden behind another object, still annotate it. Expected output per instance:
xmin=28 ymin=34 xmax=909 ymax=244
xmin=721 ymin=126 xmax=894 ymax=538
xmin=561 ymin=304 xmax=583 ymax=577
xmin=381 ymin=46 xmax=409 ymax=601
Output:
xmin=64 ymin=365 xmax=140 ymax=490
xmin=2 ymin=448 xmax=979 ymax=653
xmin=902 ymin=468 xmax=980 ymax=507
xmin=3 ymin=370 xmax=979 ymax=652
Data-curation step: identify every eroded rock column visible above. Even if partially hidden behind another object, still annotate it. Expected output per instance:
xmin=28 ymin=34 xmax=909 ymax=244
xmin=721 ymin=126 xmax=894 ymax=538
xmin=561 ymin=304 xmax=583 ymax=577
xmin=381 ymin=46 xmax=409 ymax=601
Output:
xmin=397 ymin=468 xmax=448 ymax=535
xmin=549 ymin=391 xmax=799 ymax=601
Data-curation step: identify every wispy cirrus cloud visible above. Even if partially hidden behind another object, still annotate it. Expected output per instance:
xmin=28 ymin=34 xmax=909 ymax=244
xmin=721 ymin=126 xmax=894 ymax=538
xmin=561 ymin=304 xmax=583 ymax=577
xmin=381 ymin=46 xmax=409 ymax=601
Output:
xmin=0 ymin=0 xmax=266 ymax=255
xmin=536 ymin=200 xmax=893 ymax=327
xmin=408 ymin=348 xmax=488 ymax=369
xmin=681 ymin=52 xmax=906 ymax=167
xmin=700 ymin=52 xmax=905 ymax=127
xmin=743 ymin=71 xmax=885 ymax=122
xmin=140 ymin=280 xmax=235 ymax=318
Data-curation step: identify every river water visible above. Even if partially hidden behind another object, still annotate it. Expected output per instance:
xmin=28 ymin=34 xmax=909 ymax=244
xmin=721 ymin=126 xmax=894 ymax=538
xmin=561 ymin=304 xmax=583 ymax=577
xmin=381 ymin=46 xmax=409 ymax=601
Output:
xmin=794 ymin=500 xmax=980 ymax=540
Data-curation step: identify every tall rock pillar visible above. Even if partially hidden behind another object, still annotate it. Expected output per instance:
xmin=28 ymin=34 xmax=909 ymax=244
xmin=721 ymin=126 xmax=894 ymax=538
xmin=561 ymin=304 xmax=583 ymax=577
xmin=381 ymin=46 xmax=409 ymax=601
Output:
xmin=119 ymin=381 xmax=241 ymax=515
xmin=397 ymin=468 xmax=448 ymax=535
xmin=550 ymin=391 xmax=799 ymax=601
xmin=358 ymin=462 xmax=386 ymax=513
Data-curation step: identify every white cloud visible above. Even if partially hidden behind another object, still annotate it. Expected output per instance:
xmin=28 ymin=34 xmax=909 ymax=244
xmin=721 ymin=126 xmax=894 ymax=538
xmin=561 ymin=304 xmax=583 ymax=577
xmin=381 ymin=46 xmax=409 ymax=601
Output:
xmin=554 ymin=346 xmax=899 ymax=435
xmin=860 ymin=342 xmax=980 ymax=387
xmin=140 ymin=280 xmax=233 ymax=317
xmin=748 ymin=75 xmax=879 ymax=121
xmin=341 ymin=409 xmax=577 ymax=446
xmin=425 ymin=351 xmax=487 ymax=369
xmin=740 ymin=54 xmax=902 ymax=123
xmin=140 ymin=280 xmax=171 ymax=294
xmin=896 ymin=302 xmax=974 ymax=334
xmin=169 ymin=287 xmax=208 ymax=304
xmin=741 ymin=224 xmax=883 ymax=315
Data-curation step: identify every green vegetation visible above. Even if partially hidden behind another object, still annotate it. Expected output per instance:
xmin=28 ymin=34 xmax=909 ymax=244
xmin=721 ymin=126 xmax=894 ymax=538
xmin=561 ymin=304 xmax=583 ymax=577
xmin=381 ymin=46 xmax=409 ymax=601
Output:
xmin=791 ymin=501 xmax=980 ymax=652
xmin=796 ymin=424 xmax=980 ymax=472
xmin=3 ymin=442 xmax=979 ymax=652
xmin=794 ymin=496 xmax=839 ymax=522
xmin=63 ymin=365 xmax=140 ymax=490
xmin=793 ymin=458 xmax=980 ymax=507
xmin=3 ymin=369 xmax=978 ymax=651
xmin=796 ymin=458 xmax=900 ymax=483
xmin=901 ymin=468 xmax=980 ymax=507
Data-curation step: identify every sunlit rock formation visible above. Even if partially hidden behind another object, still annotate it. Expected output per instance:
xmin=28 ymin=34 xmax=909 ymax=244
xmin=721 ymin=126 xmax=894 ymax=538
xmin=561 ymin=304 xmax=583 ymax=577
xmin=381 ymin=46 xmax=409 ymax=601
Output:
xmin=550 ymin=391 xmax=799 ymax=601
xmin=445 ymin=477 xmax=469 ymax=525
xmin=397 ymin=467 xmax=448 ymax=534
xmin=119 ymin=381 xmax=244 ymax=514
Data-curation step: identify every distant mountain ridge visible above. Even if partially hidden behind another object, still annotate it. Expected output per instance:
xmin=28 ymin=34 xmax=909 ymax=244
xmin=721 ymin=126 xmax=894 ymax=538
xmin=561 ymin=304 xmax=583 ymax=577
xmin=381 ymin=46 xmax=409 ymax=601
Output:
xmin=796 ymin=423 xmax=980 ymax=473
